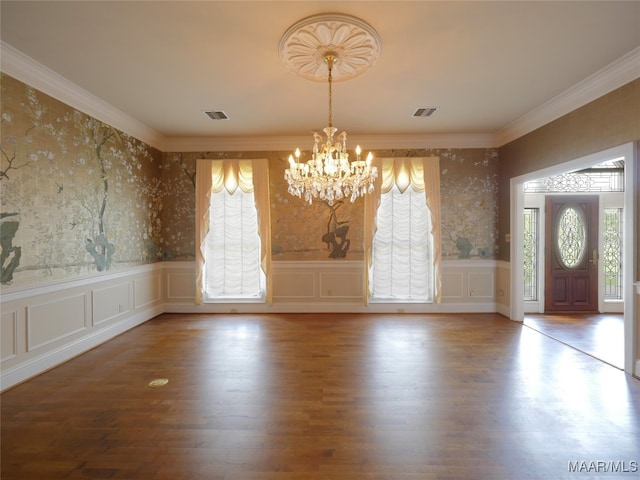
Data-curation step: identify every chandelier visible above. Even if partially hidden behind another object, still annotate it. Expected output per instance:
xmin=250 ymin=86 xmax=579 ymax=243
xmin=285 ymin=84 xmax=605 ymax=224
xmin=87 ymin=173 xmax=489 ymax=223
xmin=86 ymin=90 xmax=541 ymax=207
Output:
xmin=279 ymin=14 xmax=381 ymax=206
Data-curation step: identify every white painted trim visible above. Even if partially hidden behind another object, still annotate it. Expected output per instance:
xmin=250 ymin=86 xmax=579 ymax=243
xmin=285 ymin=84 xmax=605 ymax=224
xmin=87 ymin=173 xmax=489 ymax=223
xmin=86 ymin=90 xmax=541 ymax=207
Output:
xmin=0 ymin=305 xmax=162 ymax=391
xmin=495 ymin=46 xmax=640 ymax=147
xmin=0 ymin=41 xmax=166 ymax=151
xmin=161 ymin=133 xmax=497 ymax=152
xmin=495 ymin=259 xmax=511 ymax=317
xmin=622 ymin=146 xmax=637 ymax=375
xmin=510 ymin=177 xmax=525 ymax=321
xmin=496 ymin=303 xmax=511 ymax=319
xmin=0 ymin=310 xmax=18 ymax=363
xmin=3 ymin=41 xmax=637 ymax=152
xmin=0 ymin=263 xmax=160 ymax=303
xmin=162 ymin=301 xmax=500 ymax=315
xmin=164 ymin=259 xmax=500 ymax=313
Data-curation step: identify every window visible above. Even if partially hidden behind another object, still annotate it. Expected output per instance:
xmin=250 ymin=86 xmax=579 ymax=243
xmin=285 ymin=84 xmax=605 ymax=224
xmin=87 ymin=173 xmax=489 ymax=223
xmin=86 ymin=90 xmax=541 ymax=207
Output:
xmin=371 ymin=184 xmax=433 ymax=300
xmin=523 ymin=208 xmax=539 ymax=301
xmin=556 ymin=206 xmax=586 ymax=268
xmin=195 ymin=159 xmax=271 ymax=303
xmin=603 ymin=207 xmax=623 ymax=300
xmin=204 ymin=187 xmax=263 ymax=299
xmin=365 ymin=157 xmax=441 ymax=303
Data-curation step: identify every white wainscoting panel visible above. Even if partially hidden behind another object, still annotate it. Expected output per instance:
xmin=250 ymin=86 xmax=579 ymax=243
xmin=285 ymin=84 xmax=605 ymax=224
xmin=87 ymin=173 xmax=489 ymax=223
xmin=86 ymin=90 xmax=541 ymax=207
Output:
xmin=469 ymin=272 xmax=495 ymax=298
xmin=272 ymin=270 xmax=316 ymax=300
xmin=273 ymin=261 xmax=363 ymax=305
xmin=1 ymin=264 xmax=163 ymax=391
xmin=166 ymin=271 xmax=196 ymax=300
xmin=93 ymin=282 xmax=131 ymax=325
xmin=163 ymin=260 xmax=498 ymax=313
xmin=319 ymin=272 xmax=363 ymax=300
xmin=438 ymin=260 xmax=498 ymax=312
xmin=1 ymin=310 xmax=18 ymax=362
xmin=442 ymin=272 xmax=465 ymax=299
xmin=134 ymin=275 xmax=162 ymax=310
xmin=27 ymin=293 xmax=88 ymax=352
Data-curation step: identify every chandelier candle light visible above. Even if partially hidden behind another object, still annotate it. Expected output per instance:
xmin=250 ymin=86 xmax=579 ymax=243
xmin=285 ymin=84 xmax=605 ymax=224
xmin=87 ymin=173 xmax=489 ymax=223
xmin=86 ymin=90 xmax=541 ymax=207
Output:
xmin=279 ymin=14 xmax=381 ymax=205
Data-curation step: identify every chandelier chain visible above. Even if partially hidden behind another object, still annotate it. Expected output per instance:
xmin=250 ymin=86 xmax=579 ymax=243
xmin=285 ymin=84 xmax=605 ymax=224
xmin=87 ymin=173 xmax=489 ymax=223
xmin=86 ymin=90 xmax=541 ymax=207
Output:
xmin=327 ymin=56 xmax=334 ymax=128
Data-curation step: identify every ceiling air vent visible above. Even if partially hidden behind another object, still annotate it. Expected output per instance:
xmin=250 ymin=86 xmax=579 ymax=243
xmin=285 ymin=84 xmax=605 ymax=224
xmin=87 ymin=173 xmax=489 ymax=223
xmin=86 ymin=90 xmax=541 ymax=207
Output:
xmin=203 ymin=110 xmax=229 ymax=120
xmin=412 ymin=107 xmax=438 ymax=118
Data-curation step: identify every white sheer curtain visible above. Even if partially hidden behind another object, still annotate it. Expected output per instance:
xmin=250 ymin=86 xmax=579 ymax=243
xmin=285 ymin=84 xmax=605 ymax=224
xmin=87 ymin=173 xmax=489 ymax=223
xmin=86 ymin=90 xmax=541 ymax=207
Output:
xmin=371 ymin=184 xmax=433 ymax=299
xmin=195 ymin=159 xmax=271 ymax=304
xmin=364 ymin=157 xmax=441 ymax=303
xmin=206 ymin=187 xmax=262 ymax=298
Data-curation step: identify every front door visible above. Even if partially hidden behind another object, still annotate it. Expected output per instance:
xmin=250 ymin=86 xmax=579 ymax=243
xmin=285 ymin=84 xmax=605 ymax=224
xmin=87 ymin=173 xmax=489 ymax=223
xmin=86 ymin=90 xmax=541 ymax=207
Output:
xmin=545 ymin=195 xmax=599 ymax=312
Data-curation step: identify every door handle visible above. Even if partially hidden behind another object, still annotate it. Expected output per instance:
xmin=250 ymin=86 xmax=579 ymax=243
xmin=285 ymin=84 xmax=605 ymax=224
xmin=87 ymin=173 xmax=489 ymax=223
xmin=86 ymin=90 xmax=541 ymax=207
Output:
xmin=589 ymin=249 xmax=598 ymax=266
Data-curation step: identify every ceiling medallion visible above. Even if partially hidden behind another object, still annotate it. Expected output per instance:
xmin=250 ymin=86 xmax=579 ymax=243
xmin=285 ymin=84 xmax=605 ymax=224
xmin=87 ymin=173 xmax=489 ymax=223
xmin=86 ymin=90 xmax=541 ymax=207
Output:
xmin=278 ymin=13 xmax=382 ymax=82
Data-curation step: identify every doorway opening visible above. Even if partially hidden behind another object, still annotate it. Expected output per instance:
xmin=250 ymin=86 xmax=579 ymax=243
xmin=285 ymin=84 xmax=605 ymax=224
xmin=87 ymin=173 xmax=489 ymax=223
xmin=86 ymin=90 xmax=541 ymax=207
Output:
xmin=510 ymin=143 xmax=636 ymax=374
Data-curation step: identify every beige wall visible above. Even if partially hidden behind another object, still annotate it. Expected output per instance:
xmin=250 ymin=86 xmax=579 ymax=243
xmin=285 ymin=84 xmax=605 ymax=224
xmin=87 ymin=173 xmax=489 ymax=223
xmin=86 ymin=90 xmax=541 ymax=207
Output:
xmin=497 ymin=78 xmax=640 ymax=272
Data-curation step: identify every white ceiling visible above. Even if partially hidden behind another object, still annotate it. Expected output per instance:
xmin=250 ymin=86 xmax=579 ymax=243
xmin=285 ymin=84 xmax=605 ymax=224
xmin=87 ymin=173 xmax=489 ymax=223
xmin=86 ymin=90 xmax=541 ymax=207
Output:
xmin=1 ymin=1 xmax=639 ymax=151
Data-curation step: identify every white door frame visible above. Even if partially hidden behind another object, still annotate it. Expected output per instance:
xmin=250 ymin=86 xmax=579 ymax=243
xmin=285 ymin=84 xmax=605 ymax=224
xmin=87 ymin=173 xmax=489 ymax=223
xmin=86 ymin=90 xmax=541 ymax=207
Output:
xmin=510 ymin=142 xmax=637 ymax=375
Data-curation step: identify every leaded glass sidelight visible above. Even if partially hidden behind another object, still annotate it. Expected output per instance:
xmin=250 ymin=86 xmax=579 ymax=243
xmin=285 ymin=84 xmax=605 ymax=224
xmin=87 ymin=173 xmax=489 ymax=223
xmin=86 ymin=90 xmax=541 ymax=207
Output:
xmin=523 ymin=208 xmax=539 ymax=301
xmin=556 ymin=206 xmax=586 ymax=268
xmin=603 ymin=208 xmax=623 ymax=300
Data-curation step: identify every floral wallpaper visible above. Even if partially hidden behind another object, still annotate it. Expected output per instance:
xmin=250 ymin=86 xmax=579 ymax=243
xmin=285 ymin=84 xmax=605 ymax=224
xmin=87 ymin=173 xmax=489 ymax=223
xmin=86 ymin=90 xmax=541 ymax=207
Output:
xmin=1 ymin=74 xmax=162 ymax=289
xmin=160 ymin=148 xmax=499 ymax=261
xmin=1 ymin=73 xmax=499 ymax=290
xmin=160 ymin=151 xmax=365 ymax=261
xmin=437 ymin=148 xmax=499 ymax=258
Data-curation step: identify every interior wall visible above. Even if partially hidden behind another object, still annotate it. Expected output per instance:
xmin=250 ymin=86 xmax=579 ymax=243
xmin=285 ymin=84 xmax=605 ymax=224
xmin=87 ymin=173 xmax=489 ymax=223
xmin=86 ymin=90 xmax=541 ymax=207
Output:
xmin=1 ymin=73 xmax=500 ymax=294
xmin=0 ymin=73 xmax=163 ymax=290
xmin=161 ymin=149 xmax=499 ymax=263
xmin=497 ymin=78 xmax=640 ymax=269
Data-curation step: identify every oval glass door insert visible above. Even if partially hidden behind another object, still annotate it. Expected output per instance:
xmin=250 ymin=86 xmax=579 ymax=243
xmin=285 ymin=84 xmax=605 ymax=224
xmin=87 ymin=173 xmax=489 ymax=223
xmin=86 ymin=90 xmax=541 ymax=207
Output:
xmin=556 ymin=206 xmax=586 ymax=268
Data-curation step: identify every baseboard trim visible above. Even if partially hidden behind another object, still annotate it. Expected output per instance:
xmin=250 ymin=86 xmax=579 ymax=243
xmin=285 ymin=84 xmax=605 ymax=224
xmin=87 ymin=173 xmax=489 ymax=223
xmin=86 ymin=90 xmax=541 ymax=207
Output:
xmin=163 ymin=301 xmax=500 ymax=315
xmin=496 ymin=303 xmax=512 ymax=319
xmin=0 ymin=305 xmax=162 ymax=391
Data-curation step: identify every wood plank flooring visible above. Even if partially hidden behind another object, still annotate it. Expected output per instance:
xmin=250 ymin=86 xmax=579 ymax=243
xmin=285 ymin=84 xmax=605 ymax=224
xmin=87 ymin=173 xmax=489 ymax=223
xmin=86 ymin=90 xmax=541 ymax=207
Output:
xmin=524 ymin=313 xmax=624 ymax=369
xmin=2 ymin=313 xmax=640 ymax=480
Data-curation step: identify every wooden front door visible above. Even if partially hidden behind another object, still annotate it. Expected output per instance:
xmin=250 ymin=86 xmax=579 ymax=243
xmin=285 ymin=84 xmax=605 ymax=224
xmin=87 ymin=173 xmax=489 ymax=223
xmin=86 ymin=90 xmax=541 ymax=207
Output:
xmin=545 ymin=195 xmax=599 ymax=312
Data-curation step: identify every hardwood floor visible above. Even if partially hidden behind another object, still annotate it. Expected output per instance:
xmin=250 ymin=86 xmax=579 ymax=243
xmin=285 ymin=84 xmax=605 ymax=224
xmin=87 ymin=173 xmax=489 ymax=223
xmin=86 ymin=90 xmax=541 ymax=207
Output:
xmin=524 ymin=313 xmax=624 ymax=369
xmin=2 ymin=313 xmax=639 ymax=480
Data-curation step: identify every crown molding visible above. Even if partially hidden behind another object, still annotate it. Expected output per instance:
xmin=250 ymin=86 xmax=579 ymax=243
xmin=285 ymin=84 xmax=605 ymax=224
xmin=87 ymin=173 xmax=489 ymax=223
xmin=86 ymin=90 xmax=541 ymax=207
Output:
xmin=161 ymin=133 xmax=496 ymax=152
xmin=0 ymin=41 xmax=166 ymax=151
xmin=495 ymin=46 xmax=640 ymax=147
xmin=3 ymin=40 xmax=637 ymax=153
